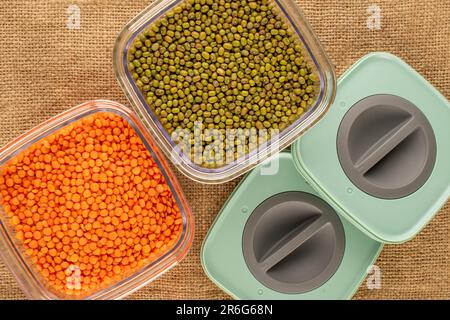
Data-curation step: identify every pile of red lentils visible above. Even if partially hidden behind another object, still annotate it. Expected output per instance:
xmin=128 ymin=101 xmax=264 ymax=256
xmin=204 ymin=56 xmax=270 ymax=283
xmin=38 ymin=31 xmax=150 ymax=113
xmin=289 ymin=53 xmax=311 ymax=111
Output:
xmin=0 ymin=112 xmax=183 ymax=296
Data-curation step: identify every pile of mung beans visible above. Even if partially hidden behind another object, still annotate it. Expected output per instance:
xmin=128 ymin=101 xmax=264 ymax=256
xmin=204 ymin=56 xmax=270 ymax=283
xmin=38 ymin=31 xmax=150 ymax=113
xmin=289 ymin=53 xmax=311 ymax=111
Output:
xmin=128 ymin=0 xmax=318 ymax=168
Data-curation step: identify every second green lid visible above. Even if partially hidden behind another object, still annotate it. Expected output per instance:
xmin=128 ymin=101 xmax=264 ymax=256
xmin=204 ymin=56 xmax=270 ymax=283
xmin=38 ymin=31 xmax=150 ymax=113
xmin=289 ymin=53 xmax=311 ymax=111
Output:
xmin=292 ymin=52 xmax=450 ymax=243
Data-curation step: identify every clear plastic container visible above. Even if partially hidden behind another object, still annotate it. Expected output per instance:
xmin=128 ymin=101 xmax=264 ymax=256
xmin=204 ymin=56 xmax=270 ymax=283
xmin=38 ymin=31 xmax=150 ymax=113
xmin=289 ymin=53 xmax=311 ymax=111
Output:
xmin=113 ymin=0 xmax=336 ymax=183
xmin=0 ymin=100 xmax=194 ymax=299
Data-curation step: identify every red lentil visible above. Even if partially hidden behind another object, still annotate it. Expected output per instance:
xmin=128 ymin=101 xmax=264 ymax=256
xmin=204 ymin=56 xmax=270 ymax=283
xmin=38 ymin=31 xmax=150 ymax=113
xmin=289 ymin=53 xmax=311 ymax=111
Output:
xmin=0 ymin=112 xmax=183 ymax=296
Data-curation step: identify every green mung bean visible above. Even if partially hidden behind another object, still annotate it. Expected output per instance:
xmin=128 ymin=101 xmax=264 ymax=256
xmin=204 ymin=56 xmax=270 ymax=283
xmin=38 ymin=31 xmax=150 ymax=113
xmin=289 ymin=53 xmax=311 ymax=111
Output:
xmin=128 ymin=0 xmax=318 ymax=168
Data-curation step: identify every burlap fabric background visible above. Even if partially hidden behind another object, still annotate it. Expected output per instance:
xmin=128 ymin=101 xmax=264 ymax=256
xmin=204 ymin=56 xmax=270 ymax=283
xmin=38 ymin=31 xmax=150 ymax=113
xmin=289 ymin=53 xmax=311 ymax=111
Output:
xmin=0 ymin=0 xmax=449 ymax=300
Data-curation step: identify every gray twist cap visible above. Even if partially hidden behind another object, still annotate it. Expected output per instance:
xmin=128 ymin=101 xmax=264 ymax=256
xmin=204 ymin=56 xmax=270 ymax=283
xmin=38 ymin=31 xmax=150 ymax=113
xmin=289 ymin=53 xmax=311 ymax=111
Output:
xmin=337 ymin=94 xmax=436 ymax=199
xmin=242 ymin=192 xmax=345 ymax=294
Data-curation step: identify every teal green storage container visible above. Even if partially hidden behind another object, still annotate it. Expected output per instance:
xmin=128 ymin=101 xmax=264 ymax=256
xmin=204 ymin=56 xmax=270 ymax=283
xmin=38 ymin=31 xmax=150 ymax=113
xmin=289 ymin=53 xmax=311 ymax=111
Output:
xmin=202 ymin=152 xmax=382 ymax=299
xmin=293 ymin=52 xmax=450 ymax=243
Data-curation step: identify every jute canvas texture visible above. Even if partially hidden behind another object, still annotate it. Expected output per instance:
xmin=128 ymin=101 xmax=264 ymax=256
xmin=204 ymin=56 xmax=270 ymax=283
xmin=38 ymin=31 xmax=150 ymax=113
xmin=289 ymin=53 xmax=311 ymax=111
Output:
xmin=0 ymin=0 xmax=449 ymax=299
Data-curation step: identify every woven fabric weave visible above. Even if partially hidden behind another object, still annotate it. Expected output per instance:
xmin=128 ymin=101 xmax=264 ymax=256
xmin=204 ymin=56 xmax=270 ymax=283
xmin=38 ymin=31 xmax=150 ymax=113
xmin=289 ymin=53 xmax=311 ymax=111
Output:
xmin=0 ymin=0 xmax=449 ymax=299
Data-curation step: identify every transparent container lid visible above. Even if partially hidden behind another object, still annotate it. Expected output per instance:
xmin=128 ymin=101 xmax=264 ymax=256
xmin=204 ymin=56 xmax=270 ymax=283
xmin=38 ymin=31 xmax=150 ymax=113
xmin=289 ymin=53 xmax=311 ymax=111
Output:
xmin=0 ymin=100 xmax=194 ymax=299
xmin=114 ymin=0 xmax=336 ymax=183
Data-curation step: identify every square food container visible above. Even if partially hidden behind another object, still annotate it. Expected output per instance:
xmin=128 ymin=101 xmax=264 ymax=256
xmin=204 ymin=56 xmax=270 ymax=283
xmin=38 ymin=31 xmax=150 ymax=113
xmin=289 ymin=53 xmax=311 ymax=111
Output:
xmin=0 ymin=100 xmax=194 ymax=299
xmin=201 ymin=151 xmax=382 ymax=299
xmin=113 ymin=0 xmax=336 ymax=183
xmin=292 ymin=52 xmax=450 ymax=243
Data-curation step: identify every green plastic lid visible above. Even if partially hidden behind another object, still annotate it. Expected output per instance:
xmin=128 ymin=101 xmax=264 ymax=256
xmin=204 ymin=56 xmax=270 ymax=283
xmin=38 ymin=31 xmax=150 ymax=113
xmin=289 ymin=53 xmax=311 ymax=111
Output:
xmin=201 ymin=152 xmax=382 ymax=299
xmin=292 ymin=52 xmax=450 ymax=243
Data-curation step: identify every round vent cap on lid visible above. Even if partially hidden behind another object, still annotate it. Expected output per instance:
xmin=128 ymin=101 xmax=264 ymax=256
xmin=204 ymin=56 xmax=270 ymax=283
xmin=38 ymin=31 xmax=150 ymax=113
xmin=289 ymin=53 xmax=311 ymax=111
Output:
xmin=337 ymin=94 xmax=436 ymax=200
xmin=242 ymin=191 xmax=345 ymax=294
